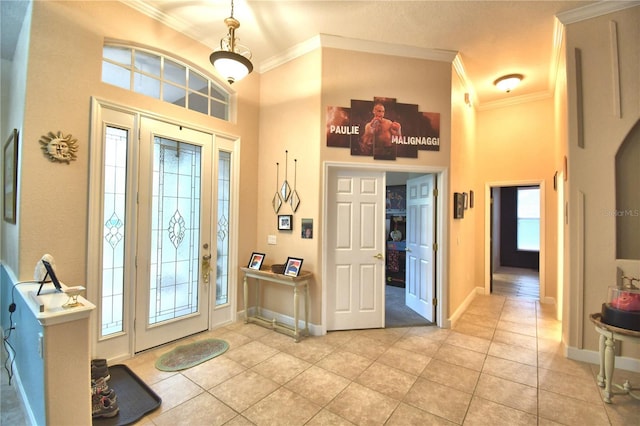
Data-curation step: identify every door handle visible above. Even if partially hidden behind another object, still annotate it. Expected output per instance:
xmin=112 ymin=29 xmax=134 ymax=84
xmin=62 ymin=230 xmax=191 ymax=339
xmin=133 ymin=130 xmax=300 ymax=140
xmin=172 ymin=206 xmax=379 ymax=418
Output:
xmin=202 ymin=254 xmax=212 ymax=284
xmin=373 ymin=253 xmax=384 ymax=260
xmin=405 ymin=248 xmax=412 ymax=252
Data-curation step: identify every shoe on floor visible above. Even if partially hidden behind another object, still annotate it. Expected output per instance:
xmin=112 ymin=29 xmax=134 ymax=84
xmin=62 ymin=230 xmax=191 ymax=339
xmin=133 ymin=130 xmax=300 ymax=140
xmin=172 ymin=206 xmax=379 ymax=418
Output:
xmin=91 ymin=364 xmax=111 ymax=381
xmin=92 ymin=395 xmax=119 ymax=418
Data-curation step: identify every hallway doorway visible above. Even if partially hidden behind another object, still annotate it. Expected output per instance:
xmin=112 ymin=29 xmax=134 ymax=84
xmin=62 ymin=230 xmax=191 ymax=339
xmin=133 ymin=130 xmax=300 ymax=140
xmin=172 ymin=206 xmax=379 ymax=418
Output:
xmin=487 ymin=183 xmax=543 ymax=300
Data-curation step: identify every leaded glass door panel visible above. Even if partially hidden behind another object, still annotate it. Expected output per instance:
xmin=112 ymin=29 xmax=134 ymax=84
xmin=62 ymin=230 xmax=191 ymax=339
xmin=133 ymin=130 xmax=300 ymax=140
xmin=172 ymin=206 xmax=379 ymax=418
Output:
xmin=135 ymin=118 xmax=212 ymax=352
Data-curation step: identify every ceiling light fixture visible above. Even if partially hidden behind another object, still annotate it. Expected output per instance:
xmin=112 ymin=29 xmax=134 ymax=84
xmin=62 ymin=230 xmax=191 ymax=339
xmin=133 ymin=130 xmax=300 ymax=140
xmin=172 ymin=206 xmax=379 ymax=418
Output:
xmin=494 ymin=74 xmax=524 ymax=93
xmin=210 ymin=0 xmax=253 ymax=84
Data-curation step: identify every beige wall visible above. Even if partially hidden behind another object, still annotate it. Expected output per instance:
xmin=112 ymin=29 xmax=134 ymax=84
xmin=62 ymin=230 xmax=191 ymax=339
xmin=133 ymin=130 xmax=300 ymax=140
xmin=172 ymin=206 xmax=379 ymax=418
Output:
xmin=565 ymin=6 xmax=640 ymax=358
xmin=450 ymin=68 xmax=478 ymax=314
xmin=13 ymin=0 xmax=260 ymax=306
xmin=254 ymin=50 xmax=323 ymax=322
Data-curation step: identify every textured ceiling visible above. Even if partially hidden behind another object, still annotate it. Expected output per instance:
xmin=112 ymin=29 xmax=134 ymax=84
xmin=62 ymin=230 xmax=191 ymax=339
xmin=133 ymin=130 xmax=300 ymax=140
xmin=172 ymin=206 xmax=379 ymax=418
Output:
xmin=4 ymin=1 xmax=633 ymax=108
xmin=127 ymin=0 xmax=603 ymax=107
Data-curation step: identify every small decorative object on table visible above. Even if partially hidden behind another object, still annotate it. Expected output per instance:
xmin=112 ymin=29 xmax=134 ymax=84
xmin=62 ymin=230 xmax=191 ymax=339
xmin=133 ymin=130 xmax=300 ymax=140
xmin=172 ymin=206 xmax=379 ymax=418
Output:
xmin=270 ymin=264 xmax=285 ymax=274
xmin=601 ymin=277 xmax=640 ymax=332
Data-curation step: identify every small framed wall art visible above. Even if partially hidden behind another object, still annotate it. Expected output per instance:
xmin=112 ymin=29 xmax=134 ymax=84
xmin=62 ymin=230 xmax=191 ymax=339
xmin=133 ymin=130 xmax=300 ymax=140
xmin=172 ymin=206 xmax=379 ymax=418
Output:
xmin=278 ymin=214 xmax=293 ymax=231
xmin=453 ymin=192 xmax=464 ymax=219
xmin=3 ymin=129 xmax=18 ymax=224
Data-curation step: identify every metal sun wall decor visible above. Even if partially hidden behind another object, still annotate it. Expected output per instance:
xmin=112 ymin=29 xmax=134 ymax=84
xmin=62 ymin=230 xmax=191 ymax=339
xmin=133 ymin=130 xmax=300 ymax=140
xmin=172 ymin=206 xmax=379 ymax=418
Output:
xmin=326 ymin=96 xmax=441 ymax=160
xmin=272 ymin=151 xmax=301 ymax=214
xmin=39 ymin=131 xmax=78 ymax=163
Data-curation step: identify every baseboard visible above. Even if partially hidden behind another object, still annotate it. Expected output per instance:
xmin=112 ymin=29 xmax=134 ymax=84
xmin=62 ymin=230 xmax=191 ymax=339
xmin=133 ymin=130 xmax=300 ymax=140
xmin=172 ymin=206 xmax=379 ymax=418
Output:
xmin=448 ymin=286 xmax=483 ymax=328
xmin=566 ymin=345 xmax=640 ymax=373
xmin=238 ymin=308 xmax=322 ymax=336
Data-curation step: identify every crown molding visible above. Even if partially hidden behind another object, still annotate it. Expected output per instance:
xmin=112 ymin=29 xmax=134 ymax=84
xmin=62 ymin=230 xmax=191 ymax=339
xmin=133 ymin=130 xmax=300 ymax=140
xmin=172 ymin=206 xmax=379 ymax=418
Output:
xmin=125 ymin=0 xmax=190 ymax=31
xmin=452 ymin=54 xmax=476 ymax=108
xmin=556 ymin=0 xmax=640 ymax=24
xmin=477 ymin=90 xmax=553 ymax=111
xmin=260 ymin=34 xmax=457 ymax=74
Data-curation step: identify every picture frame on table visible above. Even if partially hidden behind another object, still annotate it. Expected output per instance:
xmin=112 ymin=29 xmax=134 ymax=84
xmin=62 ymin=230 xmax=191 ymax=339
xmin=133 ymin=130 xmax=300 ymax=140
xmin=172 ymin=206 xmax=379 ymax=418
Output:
xmin=284 ymin=257 xmax=303 ymax=277
xmin=248 ymin=252 xmax=265 ymax=270
xmin=3 ymin=129 xmax=18 ymax=224
xmin=278 ymin=214 xmax=293 ymax=231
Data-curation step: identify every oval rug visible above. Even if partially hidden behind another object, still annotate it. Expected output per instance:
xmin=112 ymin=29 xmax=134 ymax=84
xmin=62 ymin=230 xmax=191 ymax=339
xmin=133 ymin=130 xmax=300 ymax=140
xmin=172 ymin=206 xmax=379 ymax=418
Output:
xmin=155 ymin=338 xmax=229 ymax=372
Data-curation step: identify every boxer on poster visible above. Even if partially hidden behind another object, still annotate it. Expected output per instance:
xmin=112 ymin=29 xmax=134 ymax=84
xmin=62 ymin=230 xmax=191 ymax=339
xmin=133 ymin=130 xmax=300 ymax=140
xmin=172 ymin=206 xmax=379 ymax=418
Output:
xmin=360 ymin=102 xmax=402 ymax=156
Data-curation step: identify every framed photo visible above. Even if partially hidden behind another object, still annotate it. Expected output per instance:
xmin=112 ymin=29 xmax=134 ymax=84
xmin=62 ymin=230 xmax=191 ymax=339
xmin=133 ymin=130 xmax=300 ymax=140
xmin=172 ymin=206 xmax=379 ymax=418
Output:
xmin=284 ymin=257 xmax=303 ymax=277
xmin=4 ymin=129 xmax=18 ymax=224
xmin=278 ymin=214 xmax=292 ymax=231
xmin=248 ymin=252 xmax=265 ymax=270
xmin=453 ymin=192 xmax=464 ymax=219
xmin=301 ymin=218 xmax=313 ymax=239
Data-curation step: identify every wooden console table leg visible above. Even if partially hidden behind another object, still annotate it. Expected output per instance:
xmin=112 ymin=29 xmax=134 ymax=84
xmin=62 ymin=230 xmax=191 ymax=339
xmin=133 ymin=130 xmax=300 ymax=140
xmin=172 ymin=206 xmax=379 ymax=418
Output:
xmin=597 ymin=333 xmax=606 ymax=387
xmin=293 ymin=287 xmax=300 ymax=342
xmin=603 ymin=335 xmax=615 ymax=403
xmin=243 ymin=275 xmax=249 ymax=323
xmin=304 ymin=283 xmax=310 ymax=336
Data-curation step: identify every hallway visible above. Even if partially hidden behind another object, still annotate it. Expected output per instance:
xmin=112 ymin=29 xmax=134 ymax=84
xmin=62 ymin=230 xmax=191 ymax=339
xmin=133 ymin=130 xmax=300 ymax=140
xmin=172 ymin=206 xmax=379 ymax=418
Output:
xmin=492 ymin=266 xmax=540 ymax=299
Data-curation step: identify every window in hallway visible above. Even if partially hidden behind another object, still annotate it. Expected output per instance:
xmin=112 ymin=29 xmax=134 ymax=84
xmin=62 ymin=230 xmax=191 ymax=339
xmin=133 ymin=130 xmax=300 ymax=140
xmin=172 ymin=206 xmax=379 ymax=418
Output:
xmin=517 ymin=187 xmax=540 ymax=251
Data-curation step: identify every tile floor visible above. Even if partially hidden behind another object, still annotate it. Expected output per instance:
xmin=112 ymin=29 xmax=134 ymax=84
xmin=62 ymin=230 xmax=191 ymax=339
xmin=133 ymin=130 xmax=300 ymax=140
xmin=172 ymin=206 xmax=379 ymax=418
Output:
xmin=492 ymin=266 xmax=540 ymax=299
xmin=3 ymin=291 xmax=639 ymax=425
xmin=116 ymin=294 xmax=639 ymax=425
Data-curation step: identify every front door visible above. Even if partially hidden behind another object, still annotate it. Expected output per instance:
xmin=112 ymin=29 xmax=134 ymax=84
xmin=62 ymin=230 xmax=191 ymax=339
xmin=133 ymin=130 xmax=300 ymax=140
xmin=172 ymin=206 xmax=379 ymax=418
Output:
xmin=327 ymin=169 xmax=386 ymax=330
xmin=135 ymin=118 xmax=212 ymax=351
xmin=405 ymin=174 xmax=435 ymax=322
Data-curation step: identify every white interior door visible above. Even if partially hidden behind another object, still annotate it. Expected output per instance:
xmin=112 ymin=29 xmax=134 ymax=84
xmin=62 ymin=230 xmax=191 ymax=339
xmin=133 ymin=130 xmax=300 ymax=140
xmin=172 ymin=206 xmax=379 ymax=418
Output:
xmin=327 ymin=169 xmax=385 ymax=330
xmin=135 ymin=118 xmax=212 ymax=352
xmin=405 ymin=175 xmax=434 ymax=322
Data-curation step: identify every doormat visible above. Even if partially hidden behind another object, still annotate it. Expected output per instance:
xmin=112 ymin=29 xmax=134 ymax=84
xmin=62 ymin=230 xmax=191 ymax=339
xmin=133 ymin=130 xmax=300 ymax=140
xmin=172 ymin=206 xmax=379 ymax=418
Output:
xmin=155 ymin=338 xmax=229 ymax=372
xmin=93 ymin=364 xmax=161 ymax=426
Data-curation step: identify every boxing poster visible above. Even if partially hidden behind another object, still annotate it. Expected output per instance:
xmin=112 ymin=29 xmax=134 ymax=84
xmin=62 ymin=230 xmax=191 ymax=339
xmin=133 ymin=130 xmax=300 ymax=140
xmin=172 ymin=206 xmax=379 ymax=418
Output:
xmin=326 ymin=96 xmax=440 ymax=160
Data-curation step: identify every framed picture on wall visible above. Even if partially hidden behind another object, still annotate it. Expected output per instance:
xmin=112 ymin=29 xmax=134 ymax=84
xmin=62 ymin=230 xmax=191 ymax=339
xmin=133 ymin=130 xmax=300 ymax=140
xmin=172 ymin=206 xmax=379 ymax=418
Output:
xmin=453 ymin=192 xmax=464 ymax=219
xmin=278 ymin=214 xmax=292 ymax=231
xmin=3 ymin=129 xmax=18 ymax=224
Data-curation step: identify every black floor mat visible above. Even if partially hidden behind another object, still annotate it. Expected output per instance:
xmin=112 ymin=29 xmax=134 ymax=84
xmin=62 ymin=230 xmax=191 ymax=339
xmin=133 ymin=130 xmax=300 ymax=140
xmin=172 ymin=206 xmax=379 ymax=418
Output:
xmin=93 ymin=364 xmax=161 ymax=426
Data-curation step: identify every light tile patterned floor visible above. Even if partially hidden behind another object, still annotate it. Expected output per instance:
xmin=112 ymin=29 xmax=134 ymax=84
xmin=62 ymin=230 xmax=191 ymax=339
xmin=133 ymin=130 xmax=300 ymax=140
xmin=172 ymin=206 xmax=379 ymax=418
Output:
xmin=2 ymin=292 xmax=639 ymax=425
xmin=116 ymin=294 xmax=639 ymax=425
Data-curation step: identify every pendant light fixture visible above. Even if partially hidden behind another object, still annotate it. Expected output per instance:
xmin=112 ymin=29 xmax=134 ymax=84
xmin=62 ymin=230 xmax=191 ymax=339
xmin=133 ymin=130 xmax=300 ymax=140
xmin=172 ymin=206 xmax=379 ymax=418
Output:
xmin=210 ymin=0 xmax=253 ymax=84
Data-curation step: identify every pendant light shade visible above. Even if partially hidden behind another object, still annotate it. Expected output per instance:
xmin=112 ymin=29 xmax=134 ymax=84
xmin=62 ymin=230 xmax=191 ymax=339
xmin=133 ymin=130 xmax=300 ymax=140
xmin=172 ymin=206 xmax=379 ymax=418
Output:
xmin=210 ymin=3 xmax=253 ymax=84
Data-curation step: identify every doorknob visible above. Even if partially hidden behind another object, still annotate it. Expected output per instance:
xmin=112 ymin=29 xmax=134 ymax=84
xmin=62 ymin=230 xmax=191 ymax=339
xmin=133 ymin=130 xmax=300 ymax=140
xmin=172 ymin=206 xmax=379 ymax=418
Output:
xmin=405 ymin=247 xmax=412 ymax=252
xmin=373 ymin=253 xmax=384 ymax=260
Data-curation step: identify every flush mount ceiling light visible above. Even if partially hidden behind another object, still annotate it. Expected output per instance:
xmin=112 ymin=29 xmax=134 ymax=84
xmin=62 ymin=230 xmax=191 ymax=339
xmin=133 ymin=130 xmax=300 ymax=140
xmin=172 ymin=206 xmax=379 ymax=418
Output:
xmin=210 ymin=0 xmax=253 ymax=84
xmin=494 ymin=74 xmax=524 ymax=93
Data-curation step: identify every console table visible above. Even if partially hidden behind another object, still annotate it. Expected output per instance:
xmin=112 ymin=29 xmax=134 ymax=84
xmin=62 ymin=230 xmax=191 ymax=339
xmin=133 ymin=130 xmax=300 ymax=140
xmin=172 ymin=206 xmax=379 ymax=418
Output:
xmin=240 ymin=267 xmax=311 ymax=342
xmin=590 ymin=313 xmax=640 ymax=403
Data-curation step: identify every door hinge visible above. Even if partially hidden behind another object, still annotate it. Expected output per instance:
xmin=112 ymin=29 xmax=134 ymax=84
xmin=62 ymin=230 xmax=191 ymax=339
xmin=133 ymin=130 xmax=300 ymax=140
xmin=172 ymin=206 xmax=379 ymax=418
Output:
xmin=433 ymin=188 xmax=438 ymax=197
xmin=432 ymin=298 xmax=437 ymax=306
xmin=433 ymin=242 xmax=438 ymax=251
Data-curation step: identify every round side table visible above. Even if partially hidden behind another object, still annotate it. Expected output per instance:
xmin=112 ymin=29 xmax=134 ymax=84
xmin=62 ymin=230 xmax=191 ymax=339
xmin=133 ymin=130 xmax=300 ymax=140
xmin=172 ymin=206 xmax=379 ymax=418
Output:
xmin=589 ymin=313 xmax=640 ymax=403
